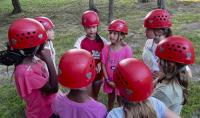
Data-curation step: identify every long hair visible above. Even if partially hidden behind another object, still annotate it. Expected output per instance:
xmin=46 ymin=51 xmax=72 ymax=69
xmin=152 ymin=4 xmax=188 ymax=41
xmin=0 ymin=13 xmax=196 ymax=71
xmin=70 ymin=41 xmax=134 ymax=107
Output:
xmin=161 ymin=28 xmax=172 ymax=38
xmin=123 ymin=99 xmax=157 ymax=118
xmin=159 ymin=59 xmax=189 ymax=105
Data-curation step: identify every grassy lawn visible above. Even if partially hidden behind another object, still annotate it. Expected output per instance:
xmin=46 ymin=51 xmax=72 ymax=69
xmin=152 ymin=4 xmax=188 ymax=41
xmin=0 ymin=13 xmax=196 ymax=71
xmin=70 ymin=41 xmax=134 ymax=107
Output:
xmin=0 ymin=0 xmax=200 ymax=117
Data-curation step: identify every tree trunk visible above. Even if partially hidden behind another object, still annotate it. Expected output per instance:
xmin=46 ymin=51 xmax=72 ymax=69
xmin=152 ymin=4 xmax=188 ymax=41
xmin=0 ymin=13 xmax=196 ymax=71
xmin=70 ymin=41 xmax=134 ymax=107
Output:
xmin=11 ymin=0 xmax=22 ymax=14
xmin=157 ymin=0 xmax=166 ymax=9
xmin=89 ymin=0 xmax=98 ymax=13
xmin=108 ymin=0 xmax=114 ymax=23
xmin=138 ymin=0 xmax=149 ymax=3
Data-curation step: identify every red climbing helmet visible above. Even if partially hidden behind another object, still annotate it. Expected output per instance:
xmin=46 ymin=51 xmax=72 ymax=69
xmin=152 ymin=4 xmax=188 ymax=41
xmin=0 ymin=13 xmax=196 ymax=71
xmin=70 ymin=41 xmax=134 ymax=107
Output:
xmin=144 ymin=9 xmax=172 ymax=29
xmin=58 ymin=49 xmax=96 ymax=89
xmin=113 ymin=58 xmax=153 ymax=102
xmin=81 ymin=10 xmax=99 ymax=27
xmin=108 ymin=19 xmax=128 ymax=34
xmin=156 ymin=35 xmax=195 ymax=64
xmin=8 ymin=18 xmax=47 ymax=49
xmin=35 ymin=16 xmax=54 ymax=30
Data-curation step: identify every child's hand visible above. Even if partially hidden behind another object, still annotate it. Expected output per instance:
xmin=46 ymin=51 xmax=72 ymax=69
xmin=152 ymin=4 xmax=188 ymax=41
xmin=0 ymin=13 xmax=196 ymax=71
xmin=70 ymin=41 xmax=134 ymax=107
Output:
xmin=96 ymin=62 xmax=101 ymax=73
xmin=108 ymin=81 xmax=116 ymax=88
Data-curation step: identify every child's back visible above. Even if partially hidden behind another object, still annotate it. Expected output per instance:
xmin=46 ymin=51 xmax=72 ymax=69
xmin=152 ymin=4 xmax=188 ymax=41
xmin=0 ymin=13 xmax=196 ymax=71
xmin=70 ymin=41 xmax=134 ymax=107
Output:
xmin=15 ymin=57 xmax=56 ymax=117
xmin=7 ymin=18 xmax=58 ymax=118
xmin=52 ymin=49 xmax=107 ymax=118
xmin=52 ymin=92 xmax=106 ymax=118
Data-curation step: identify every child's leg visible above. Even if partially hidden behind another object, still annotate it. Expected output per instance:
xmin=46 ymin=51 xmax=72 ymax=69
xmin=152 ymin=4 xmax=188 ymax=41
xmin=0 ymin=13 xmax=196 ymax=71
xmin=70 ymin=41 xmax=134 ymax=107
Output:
xmin=91 ymin=73 xmax=103 ymax=100
xmin=92 ymin=79 xmax=102 ymax=100
xmin=117 ymin=95 xmax=122 ymax=106
xmin=108 ymin=91 xmax=115 ymax=111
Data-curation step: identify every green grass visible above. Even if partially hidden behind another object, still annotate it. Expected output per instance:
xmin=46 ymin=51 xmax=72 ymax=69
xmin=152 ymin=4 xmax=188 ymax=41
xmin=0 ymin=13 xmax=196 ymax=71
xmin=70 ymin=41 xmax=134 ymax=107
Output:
xmin=181 ymin=81 xmax=200 ymax=118
xmin=0 ymin=0 xmax=200 ymax=117
xmin=0 ymin=82 xmax=25 ymax=118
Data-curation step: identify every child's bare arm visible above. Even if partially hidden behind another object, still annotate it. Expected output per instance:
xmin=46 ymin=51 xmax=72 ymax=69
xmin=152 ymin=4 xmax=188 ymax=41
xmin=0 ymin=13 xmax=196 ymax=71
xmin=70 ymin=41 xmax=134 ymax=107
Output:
xmin=102 ymin=63 xmax=108 ymax=81
xmin=102 ymin=63 xmax=115 ymax=88
xmin=38 ymin=49 xmax=58 ymax=94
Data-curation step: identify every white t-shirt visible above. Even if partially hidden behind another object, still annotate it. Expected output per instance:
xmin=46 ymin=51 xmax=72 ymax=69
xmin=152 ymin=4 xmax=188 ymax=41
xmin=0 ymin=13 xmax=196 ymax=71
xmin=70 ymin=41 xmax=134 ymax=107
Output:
xmin=142 ymin=39 xmax=159 ymax=72
xmin=44 ymin=41 xmax=57 ymax=73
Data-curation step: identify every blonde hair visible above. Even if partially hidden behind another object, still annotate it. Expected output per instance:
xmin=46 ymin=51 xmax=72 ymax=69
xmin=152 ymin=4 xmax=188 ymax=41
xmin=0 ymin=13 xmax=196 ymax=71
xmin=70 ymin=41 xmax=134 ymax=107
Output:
xmin=123 ymin=99 xmax=157 ymax=118
xmin=159 ymin=59 xmax=189 ymax=105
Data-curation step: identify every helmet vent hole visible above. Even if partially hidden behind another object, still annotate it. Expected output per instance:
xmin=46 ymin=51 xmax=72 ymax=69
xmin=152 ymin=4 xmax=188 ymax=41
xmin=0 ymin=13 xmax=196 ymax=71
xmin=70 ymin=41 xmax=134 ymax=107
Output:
xmin=177 ymin=45 xmax=181 ymax=48
xmin=20 ymin=38 xmax=23 ymax=40
xmin=183 ymin=47 xmax=186 ymax=50
xmin=179 ymin=50 xmax=182 ymax=53
xmin=31 ymin=36 xmax=34 ymax=38
xmin=33 ymin=31 xmax=36 ymax=34
xmin=26 ymin=37 xmax=29 ymax=39
xmin=21 ymin=33 xmax=24 ymax=36
xmin=168 ymin=48 xmax=172 ymax=51
xmin=173 ymin=49 xmax=177 ymax=52
xmin=166 ymin=44 xmax=170 ymax=46
xmin=27 ymin=32 xmax=30 ymax=35
xmin=172 ymin=44 xmax=175 ymax=47
xmin=16 ymin=34 xmax=19 ymax=37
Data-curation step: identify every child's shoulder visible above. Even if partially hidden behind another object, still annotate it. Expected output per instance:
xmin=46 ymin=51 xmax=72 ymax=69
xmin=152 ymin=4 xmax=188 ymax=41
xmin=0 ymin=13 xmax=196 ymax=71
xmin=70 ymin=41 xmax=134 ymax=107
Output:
xmin=89 ymin=98 xmax=107 ymax=108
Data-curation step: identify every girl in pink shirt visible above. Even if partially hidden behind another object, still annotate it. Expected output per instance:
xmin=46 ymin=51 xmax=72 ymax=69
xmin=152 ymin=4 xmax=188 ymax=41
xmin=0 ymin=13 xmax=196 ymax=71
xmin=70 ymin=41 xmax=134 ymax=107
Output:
xmin=7 ymin=18 xmax=58 ymax=118
xmin=101 ymin=19 xmax=133 ymax=111
xmin=74 ymin=10 xmax=108 ymax=100
xmin=52 ymin=49 xmax=107 ymax=118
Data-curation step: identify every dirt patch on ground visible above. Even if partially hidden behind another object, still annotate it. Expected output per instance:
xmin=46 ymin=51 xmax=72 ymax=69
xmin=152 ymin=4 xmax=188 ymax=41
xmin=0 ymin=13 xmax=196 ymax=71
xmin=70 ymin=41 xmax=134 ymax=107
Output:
xmin=181 ymin=22 xmax=200 ymax=33
xmin=190 ymin=64 xmax=200 ymax=81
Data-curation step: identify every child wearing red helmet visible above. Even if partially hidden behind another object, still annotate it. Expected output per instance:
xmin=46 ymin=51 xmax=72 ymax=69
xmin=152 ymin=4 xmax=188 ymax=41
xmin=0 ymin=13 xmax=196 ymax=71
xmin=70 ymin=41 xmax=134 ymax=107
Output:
xmin=35 ymin=16 xmax=56 ymax=68
xmin=74 ymin=10 xmax=108 ymax=100
xmin=142 ymin=9 xmax=173 ymax=79
xmin=101 ymin=19 xmax=133 ymax=111
xmin=152 ymin=35 xmax=195 ymax=115
xmin=107 ymin=58 xmax=180 ymax=118
xmin=142 ymin=8 xmax=192 ymax=81
xmin=7 ymin=18 xmax=58 ymax=118
xmin=52 ymin=49 xmax=107 ymax=118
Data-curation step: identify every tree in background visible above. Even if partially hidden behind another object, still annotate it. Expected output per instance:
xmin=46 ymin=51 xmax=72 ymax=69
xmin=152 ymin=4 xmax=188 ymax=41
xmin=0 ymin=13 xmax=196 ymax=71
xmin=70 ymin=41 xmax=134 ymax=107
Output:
xmin=108 ymin=0 xmax=114 ymax=23
xmin=89 ymin=0 xmax=99 ymax=13
xmin=157 ymin=0 xmax=166 ymax=9
xmin=138 ymin=0 xmax=149 ymax=3
xmin=11 ymin=0 xmax=22 ymax=14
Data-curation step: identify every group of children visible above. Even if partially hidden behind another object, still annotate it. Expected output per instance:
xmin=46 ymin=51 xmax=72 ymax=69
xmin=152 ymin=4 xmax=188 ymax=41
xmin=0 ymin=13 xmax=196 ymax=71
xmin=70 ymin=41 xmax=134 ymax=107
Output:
xmin=1 ymin=8 xmax=195 ymax=118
